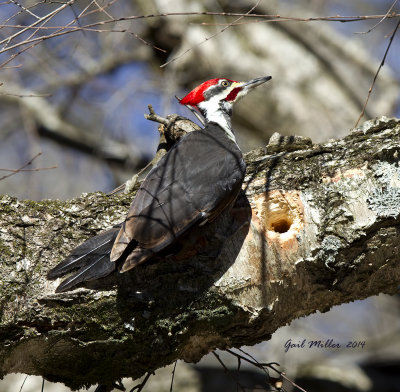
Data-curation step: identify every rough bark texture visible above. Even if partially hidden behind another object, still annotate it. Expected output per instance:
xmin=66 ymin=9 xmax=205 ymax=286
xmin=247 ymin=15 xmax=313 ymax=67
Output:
xmin=1 ymin=116 xmax=400 ymax=389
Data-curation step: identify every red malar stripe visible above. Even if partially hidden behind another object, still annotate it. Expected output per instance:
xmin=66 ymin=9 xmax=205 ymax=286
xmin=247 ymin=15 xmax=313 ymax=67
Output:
xmin=225 ymin=87 xmax=241 ymax=102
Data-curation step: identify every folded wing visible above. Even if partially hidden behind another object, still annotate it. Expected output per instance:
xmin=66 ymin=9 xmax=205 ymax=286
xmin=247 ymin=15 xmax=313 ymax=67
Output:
xmin=111 ymin=125 xmax=246 ymax=272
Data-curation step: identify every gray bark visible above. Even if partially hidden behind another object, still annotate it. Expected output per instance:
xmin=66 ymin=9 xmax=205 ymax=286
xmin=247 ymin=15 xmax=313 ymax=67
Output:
xmin=1 ymin=116 xmax=400 ymax=389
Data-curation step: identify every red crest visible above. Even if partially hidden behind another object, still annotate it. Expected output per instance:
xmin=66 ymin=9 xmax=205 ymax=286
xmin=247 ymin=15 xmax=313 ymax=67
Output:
xmin=180 ymin=78 xmax=236 ymax=106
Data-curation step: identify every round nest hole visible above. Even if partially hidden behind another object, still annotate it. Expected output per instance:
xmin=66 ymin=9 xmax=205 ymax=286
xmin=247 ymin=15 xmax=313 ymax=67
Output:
xmin=268 ymin=217 xmax=293 ymax=233
xmin=269 ymin=217 xmax=293 ymax=233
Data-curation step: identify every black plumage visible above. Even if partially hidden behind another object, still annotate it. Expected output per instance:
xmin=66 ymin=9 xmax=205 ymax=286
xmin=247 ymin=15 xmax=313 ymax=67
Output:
xmin=48 ymin=122 xmax=245 ymax=292
xmin=47 ymin=227 xmax=120 ymax=292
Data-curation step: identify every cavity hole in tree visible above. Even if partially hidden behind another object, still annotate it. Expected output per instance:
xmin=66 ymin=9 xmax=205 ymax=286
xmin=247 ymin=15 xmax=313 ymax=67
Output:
xmin=269 ymin=217 xmax=293 ymax=233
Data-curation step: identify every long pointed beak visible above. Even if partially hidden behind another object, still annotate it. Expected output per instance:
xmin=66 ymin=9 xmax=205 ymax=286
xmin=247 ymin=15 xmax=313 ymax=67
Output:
xmin=241 ymin=76 xmax=272 ymax=90
xmin=227 ymin=76 xmax=272 ymax=103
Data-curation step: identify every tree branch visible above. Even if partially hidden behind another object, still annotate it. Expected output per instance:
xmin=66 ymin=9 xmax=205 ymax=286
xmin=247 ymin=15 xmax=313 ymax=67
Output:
xmin=1 ymin=116 xmax=400 ymax=389
xmin=1 ymin=83 xmax=146 ymax=169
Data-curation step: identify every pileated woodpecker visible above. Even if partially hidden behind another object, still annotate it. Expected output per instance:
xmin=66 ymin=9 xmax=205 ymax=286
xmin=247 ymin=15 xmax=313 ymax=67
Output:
xmin=48 ymin=76 xmax=272 ymax=292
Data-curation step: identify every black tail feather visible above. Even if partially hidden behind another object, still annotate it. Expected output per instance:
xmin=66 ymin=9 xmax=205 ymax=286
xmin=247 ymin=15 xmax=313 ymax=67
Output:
xmin=48 ymin=226 xmax=120 ymax=293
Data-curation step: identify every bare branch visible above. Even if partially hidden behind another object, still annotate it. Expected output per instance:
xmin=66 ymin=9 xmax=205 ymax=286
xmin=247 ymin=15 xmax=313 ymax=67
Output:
xmin=0 ymin=166 xmax=57 ymax=173
xmin=160 ymin=0 xmax=262 ymax=68
xmin=1 ymin=82 xmax=145 ymax=168
xmin=0 ymin=0 xmax=75 ymax=47
xmin=354 ymin=0 xmax=398 ymax=34
xmin=144 ymin=104 xmax=170 ymax=125
xmin=8 ymin=0 xmax=40 ymax=19
xmin=169 ymin=361 xmax=177 ymax=392
xmin=92 ymin=0 xmax=114 ymax=20
xmin=0 ymin=91 xmax=51 ymax=97
xmin=18 ymin=375 xmax=28 ymax=392
xmin=0 ymin=9 xmax=399 ymax=68
xmin=129 ymin=372 xmax=153 ymax=392
xmin=228 ymin=349 xmax=307 ymax=392
xmin=0 ymin=152 xmax=44 ymax=182
xmin=2 ymin=11 xmax=399 ymax=31
xmin=212 ymin=351 xmax=247 ymax=392
xmin=354 ymin=19 xmax=400 ymax=127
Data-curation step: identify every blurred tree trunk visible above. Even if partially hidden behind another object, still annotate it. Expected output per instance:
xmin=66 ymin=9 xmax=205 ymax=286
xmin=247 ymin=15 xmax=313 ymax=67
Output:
xmin=1 ymin=0 xmax=398 ymax=200
xmin=1 ymin=116 xmax=400 ymax=389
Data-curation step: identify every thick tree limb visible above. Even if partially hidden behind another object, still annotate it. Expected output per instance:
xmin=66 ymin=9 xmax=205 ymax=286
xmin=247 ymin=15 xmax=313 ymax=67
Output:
xmin=1 ymin=116 xmax=400 ymax=389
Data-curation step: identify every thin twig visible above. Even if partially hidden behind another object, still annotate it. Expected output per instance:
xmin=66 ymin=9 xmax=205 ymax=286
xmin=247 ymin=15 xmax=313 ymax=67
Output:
xmin=160 ymin=0 xmax=262 ymax=68
xmin=355 ymin=0 xmax=398 ymax=34
xmin=354 ymin=18 xmax=400 ymax=128
xmin=144 ymin=104 xmax=170 ymax=125
xmin=227 ymin=349 xmax=309 ymax=392
xmin=9 ymin=0 xmax=40 ymax=19
xmin=21 ymin=0 xmax=74 ymax=45
xmin=0 ymin=152 xmax=56 ymax=182
xmin=0 ymin=0 xmax=75 ymax=47
xmin=2 ymin=0 xmax=88 ymax=64
xmin=130 ymin=372 xmax=153 ymax=392
xmin=93 ymin=0 xmax=113 ymax=19
xmin=18 ymin=375 xmax=28 ymax=392
xmin=237 ymin=348 xmax=270 ymax=375
xmin=169 ymin=360 xmax=177 ymax=392
xmin=0 ymin=63 xmax=22 ymax=69
xmin=0 ymin=91 xmax=52 ymax=97
xmin=0 ymin=23 xmax=164 ymax=60
xmin=68 ymin=1 xmax=87 ymax=37
xmin=75 ymin=11 xmax=400 ymax=27
xmin=0 ymin=41 xmax=41 ymax=69
xmin=1 ymin=11 xmax=399 ymax=64
xmin=1 ymin=12 xmax=400 ymax=33
xmin=127 ymin=30 xmax=167 ymax=52
xmin=70 ymin=0 xmax=119 ymax=21
xmin=212 ymin=351 xmax=247 ymax=392
xmin=0 ymin=166 xmax=57 ymax=172
xmin=267 ymin=364 xmax=308 ymax=392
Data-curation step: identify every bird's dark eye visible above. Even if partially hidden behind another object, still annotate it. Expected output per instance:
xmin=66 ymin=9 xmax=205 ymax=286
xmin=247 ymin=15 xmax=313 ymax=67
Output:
xmin=221 ymin=80 xmax=230 ymax=87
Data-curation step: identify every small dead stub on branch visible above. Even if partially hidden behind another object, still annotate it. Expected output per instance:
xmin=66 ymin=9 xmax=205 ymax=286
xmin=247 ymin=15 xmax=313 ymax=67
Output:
xmin=112 ymin=106 xmax=201 ymax=194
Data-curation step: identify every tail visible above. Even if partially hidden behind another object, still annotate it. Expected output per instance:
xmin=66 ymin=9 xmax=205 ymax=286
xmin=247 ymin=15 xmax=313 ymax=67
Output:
xmin=47 ymin=226 xmax=120 ymax=293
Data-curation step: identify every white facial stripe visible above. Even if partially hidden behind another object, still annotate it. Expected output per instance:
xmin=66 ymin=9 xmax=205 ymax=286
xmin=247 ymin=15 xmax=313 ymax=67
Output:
xmin=197 ymin=88 xmax=237 ymax=143
xmin=236 ymin=88 xmax=249 ymax=100
xmin=195 ymin=82 xmax=257 ymax=144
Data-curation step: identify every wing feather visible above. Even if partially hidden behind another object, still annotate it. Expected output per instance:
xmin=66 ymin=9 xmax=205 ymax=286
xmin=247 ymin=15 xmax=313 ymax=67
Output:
xmin=47 ymin=227 xmax=120 ymax=292
xmin=112 ymin=124 xmax=246 ymax=268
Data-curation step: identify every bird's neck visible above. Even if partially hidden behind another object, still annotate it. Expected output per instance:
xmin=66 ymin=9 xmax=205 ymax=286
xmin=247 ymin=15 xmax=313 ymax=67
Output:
xmin=197 ymin=100 xmax=236 ymax=143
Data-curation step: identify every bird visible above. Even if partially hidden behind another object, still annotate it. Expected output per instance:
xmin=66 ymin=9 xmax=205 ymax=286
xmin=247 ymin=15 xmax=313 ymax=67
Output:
xmin=47 ymin=76 xmax=272 ymax=292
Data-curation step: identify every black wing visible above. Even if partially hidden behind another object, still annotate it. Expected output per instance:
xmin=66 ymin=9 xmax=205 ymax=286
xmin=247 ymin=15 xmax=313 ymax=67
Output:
xmin=47 ymin=123 xmax=246 ymax=290
xmin=111 ymin=123 xmax=246 ymax=271
xmin=47 ymin=227 xmax=120 ymax=292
